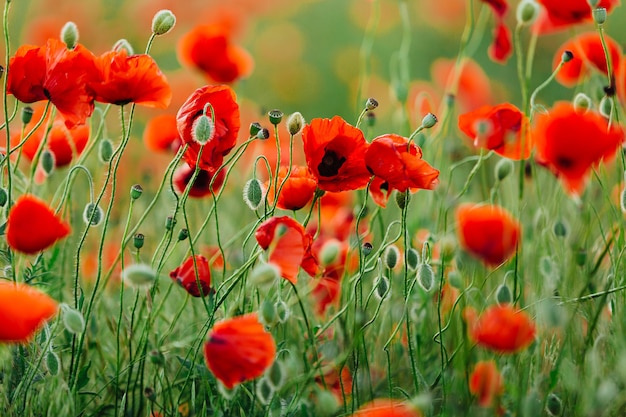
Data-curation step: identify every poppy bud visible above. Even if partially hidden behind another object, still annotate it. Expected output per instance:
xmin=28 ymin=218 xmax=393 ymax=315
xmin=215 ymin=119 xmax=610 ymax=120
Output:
xmin=0 ymin=188 xmax=7 ymax=207
xmin=177 ymin=228 xmax=189 ymax=241
xmin=243 ymin=178 xmax=264 ymax=210
xmin=406 ymin=248 xmax=420 ymax=270
xmin=599 ymin=96 xmax=613 ymax=118
xmin=319 ymin=239 xmax=341 ymax=267
xmin=61 ymin=304 xmax=85 ymax=334
xmin=113 ymin=39 xmax=134 ymax=55
xmin=99 ymin=138 xmax=114 ymax=163
xmin=83 ymin=202 xmax=103 ymax=227
xmin=516 ymin=0 xmax=540 ymax=25
xmin=286 ymin=112 xmax=305 ymax=135
xmin=574 ymin=248 xmax=587 ymax=266
xmin=259 ymin=299 xmax=278 ymax=326
xmin=448 ymin=270 xmax=463 ymax=289
xmin=192 ymin=114 xmax=214 ymax=144
xmin=573 ymin=93 xmax=592 ymax=113
xmin=41 ymin=149 xmax=55 ymax=176
xmin=151 ymin=9 xmax=176 ymax=36
xmin=268 ymin=109 xmax=284 ymax=126
xmin=620 ymin=187 xmax=626 ymax=213
xmin=21 ymin=106 xmax=34 ymax=125
xmin=546 ymin=393 xmax=563 ymax=416
xmin=496 ymin=283 xmax=512 ymax=305
xmin=61 ymin=21 xmax=79 ymax=49
xmin=553 ymin=220 xmax=568 ymax=237
xmin=46 ymin=350 xmax=60 ymax=376
xmin=257 ymin=128 xmax=270 ymax=140
xmin=365 ymin=97 xmax=379 ymax=111
xmin=395 ymin=190 xmax=410 ymax=209
xmin=421 ymin=112 xmax=438 ymax=129
xmin=366 ymin=111 xmax=376 ymax=127
xmin=149 ymin=349 xmax=165 ymax=366
xmin=275 ymin=300 xmax=290 ymax=323
xmin=593 ymin=7 xmax=607 ymax=24
xmin=256 ymin=377 xmax=274 ymax=405
xmin=122 ymin=263 xmax=157 ymax=289
xmin=539 ymin=256 xmax=556 ymax=279
xmin=133 ymin=233 xmax=145 ymax=249
xmin=249 ymin=122 xmax=263 ymax=136
xmin=165 ymin=215 xmax=176 ymax=230
xmin=130 ymin=184 xmax=143 ymax=200
xmin=417 ymin=263 xmax=435 ymax=292
xmin=362 ymin=242 xmax=373 ymax=257
xmin=495 ymin=158 xmax=514 ymax=181
xmin=169 ymin=255 xmax=212 ymax=297
xmin=316 ymin=390 xmax=339 ymax=416
xmin=250 ymin=262 xmax=280 ymax=288
xmin=266 ymin=360 xmax=285 ymax=389
xmin=375 ymin=276 xmax=390 ymax=300
xmin=383 ymin=245 xmax=400 ymax=269
xmin=561 ymin=50 xmax=574 ymax=63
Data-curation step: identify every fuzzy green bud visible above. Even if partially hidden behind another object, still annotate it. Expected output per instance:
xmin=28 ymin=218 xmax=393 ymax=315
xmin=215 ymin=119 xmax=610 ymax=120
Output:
xmin=41 ymin=149 xmax=55 ymax=176
xmin=256 ymin=377 xmax=274 ymax=405
xmin=421 ymin=112 xmax=438 ymax=129
xmin=250 ymin=262 xmax=280 ymax=288
xmin=365 ymin=97 xmax=378 ymax=111
xmin=266 ymin=360 xmax=285 ymax=389
xmin=573 ymin=92 xmax=592 ymax=112
xmin=243 ymin=178 xmax=264 ymax=210
xmin=546 ymin=393 xmax=563 ymax=416
xmin=496 ymin=283 xmax=512 ymax=305
xmin=113 ymin=39 xmax=134 ymax=55
xmin=121 ymin=263 xmax=157 ymax=288
xmin=151 ymin=9 xmax=176 ymax=36
xmin=46 ymin=350 xmax=60 ymax=375
xmin=61 ymin=304 xmax=85 ymax=334
xmin=268 ymin=109 xmax=284 ymax=125
xmin=83 ymin=202 xmax=103 ymax=226
xmin=259 ymin=299 xmax=279 ymax=327
xmin=553 ymin=220 xmax=568 ymax=237
xmin=574 ymin=248 xmax=587 ymax=266
xmin=0 ymin=188 xmax=7 ymax=207
xmin=61 ymin=21 xmax=79 ymax=49
xmin=375 ymin=276 xmax=390 ymax=300
xmin=406 ymin=248 xmax=420 ymax=270
xmin=319 ymin=239 xmax=342 ymax=267
xmin=516 ymin=0 xmax=540 ymax=25
xmin=383 ymin=245 xmax=400 ymax=269
xmin=275 ymin=300 xmax=290 ymax=323
xmin=99 ymin=138 xmax=114 ymax=163
xmin=21 ymin=106 xmax=34 ymax=125
xmin=286 ymin=112 xmax=305 ymax=135
xmin=133 ymin=233 xmax=145 ymax=249
xmin=495 ymin=158 xmax=514 ymax=181
xmin=448 ymin=270 xmax=463 ymax=289
xmin=130 ymin=184 xmax=143 ymax=200
xmin=316 ymin=390 xmax=339 ymax=416
xmin=599 ymin=96 xmax=613 ymax=118
xmin=593 ymin=7 xmax=607 ymax=25
xmin=193 ymin=114 xmax=214 ymax=144
xmin=417 ymin=263 xmax=435 ymax=292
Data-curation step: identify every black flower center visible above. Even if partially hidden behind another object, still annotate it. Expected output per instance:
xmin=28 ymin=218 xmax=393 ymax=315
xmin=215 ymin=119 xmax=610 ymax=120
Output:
xmin=318 ymin=149 xmax=346 ymax=177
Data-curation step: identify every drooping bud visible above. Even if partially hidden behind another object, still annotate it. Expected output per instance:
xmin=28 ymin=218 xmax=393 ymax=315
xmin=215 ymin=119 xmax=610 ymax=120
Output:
xmin=421 ymin=112 xmax=438 ymax=129
xmin=365 ymin=97 xmax=379 ymax=111
xmin=599 ymin=96 xmax=613 ymax=118
xmin=250 ymin=262 xmax=280 ymax=288
xmin=130 ymin=184 xmax=143 ymax=200
xmin=374 ymin=276 xmax=390 ymax=300
xmin=417 ymin=263 xmax=435 ymax=292
xmin=268 ymin=109 xmax=284 ymax=126
xmin=21 ymin=106 xmax=34 ymax=125
xmin=61 ymin=21 xmax=79 ymax=49
xmin=516 ymin=0 xmax=540 ymax=25
xmin=383 ymin=245 xmax=400 ymax=269
xmin=494 ymin=158 xmax=514 ymax=181
xmin=151 ymin=9 xmax=176 ymax=36
xmin=192 ymin=114 xmax=214 ymax=144
xmin=593 ymin=7 xmax=607 ymax=25
xmin=286 ymin=112 xmax=305 ymax=135
xmin=83 ymin=202 xmax=103 ymax=226
xmin=243 ymin=178 xmax=264 ymax=210
xmin=61 ymin=304 xmax=86 ymax=334
xmin=362 ymin=242 xmax=373 ymax=257
xmin=406 ymin=248 xmax=420 ymax=270
xmin=112 ymin=39 xmax=134 ymax=55
xmin=259 ymin=299 xmax=279 ymax=327
xmin=41 ymin=149 xmax=55 ymax=176
xmin=573 ymin=92 xmax=592 ymax=113
xmin=496 ymin=283 xmax=512 ymax=305
xmin=121 ymin=263 xmax=157 ymax=288
xmin=275 ymin=300 xmax=290 ymax=323
xmin=99 ymin=138 xmax=114 ymax=163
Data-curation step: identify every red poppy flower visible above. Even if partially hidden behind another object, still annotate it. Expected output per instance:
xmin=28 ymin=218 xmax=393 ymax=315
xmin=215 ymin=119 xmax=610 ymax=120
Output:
xmin=7 ymin=195 xmax=71 ymax=254
xmin=470 ymin=304 xmax=536 ymax=353
xmin=204 ymin=313 xmax=276 ymax=388
xmin=17 ymin=119 xmax=89 ymax=167
xmin=480 ymin=0 xmax=512 ymax=64
xmin=554 ymin=33 xmax=622 ymax=87
xmin=352 ymin=399 xmax=422 ymax=417
xmin=178 ymin=23 xmax=253 ymax=83
xmin=173 ymin=164 xmax=226 ymax=198
xmin=176 ymin=85 xmax=240 ymax=171
xmin=431 ymin=58 xmax=494 ymax=113
xmin=0 ymin=282 xmax=58 ymax=343
xmin=144 ymin=114 xmax=181 ymax=153
xmin=317 ymin=365 xmax=352 ymax=402
xmin=169 ymin=254 xmax=212 ymax=297
xmin=535 ymin=0 xmax=620 ymax=33
xmin=533 ymin=102 xmax=624 ymax=196
xmin=255 ymin=216 xmax=319 ymax=283
xmin=302 ymin=116 xmax=371 ymax=192
xmin=469 ymin=360 xmax=504 ymax=407
xmin=7 ymin=38 xmax=98 ymax=128
xmin=89 ymin=49 xmax=171 ymax=108
xmin=312 ymin=276 xmax=341 ymax=316
xmin=365 ymin=134 xmax=440 ymax=195
xmin=455 ymin=203 xmax=520 ymax=266
xmin=267 ymin=165 xmax=318 ymax=211
xmin=369 ymin=177 xmax=393 ymax=208
xmin=458 ymin=103 xmax=531 ymax=160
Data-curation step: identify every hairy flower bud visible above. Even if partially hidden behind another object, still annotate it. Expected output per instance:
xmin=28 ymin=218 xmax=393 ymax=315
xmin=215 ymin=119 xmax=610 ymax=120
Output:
xmin=151 ymin=9 xmax=176 ymax=36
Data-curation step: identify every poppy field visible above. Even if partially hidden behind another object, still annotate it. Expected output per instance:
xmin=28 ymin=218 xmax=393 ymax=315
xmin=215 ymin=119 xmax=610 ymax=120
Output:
xmin=2 ymin=0 xmax=626 ymax=416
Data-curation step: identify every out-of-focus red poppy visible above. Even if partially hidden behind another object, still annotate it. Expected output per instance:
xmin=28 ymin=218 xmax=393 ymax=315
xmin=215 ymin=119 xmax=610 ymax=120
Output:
xmin=204 ymin=313 xmax=276 ymax=389
xmin=554 ymin=33 xmax=622 ymax=87
xmin=178 ymin=23 xmax=253 ymax=84
xmin=533 ymin=102 xmax=624 ymax=196
xmin=89 ymin=49 xmax=171 ymax=108
xmin=535 ymin=0 xmax=620 ymax=33
xmin=312 ymin=276 xmax=341 ymax=316
xmin=0 ymin=282 xmax=58 ymax=343
xmin=302 ymin=116 xmax=371 ymax=192
xmin=430 ymin=58 xmax=494 ymax=113
xmin=7 ymin=195 xmax=71 ymax=254
xmin=369 ymin=177 xmax=392 ymax=208
xmin=255 ymin=216 xmax=319 ymax=283
xmin=455 ymin=203 xmax=520 ymax=266
xmin=176 ymin=85 xmax=240 ymax=171
xmin=144 ymin=114 xmax=181 ymax=153
xmin=469 ymin=360 xmax=504 ymax=407
xmin=267 ymin=165 xmax=318 ymax=211
xmin=7 ymin=38 xmax=98 ymax=128
xmin=352 ymin=399 xmax=422 ymax=417
xmin=458 ymin=103 xmax=531 ymax=160
xmin=469 ymin=304 xmax=536 ymax=353
xmin=173 ymin=163 xmax=225 ymax=198
xmin=365 ymin=134 xmax=440 ymax=196
xmin=16 ymin=119 xmax=89 ymax=167
xmin=307 ymin=192 xmax=357 ymax=242
xmin=480 ymin=0 xmax=512 ymax=64
xmin=169 ymin=254 xmax=212 ymax=297
xmin=317 ymin=365 xmax=352 ymax=402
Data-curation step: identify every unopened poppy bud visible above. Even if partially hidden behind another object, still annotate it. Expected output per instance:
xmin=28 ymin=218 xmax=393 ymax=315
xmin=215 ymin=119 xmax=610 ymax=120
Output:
xmin=149 ymin=349 xmax=165 ymax=366
xmin=516 ymin=0 xmax=540 ymax=25
xmin=553 ymin=220 xmax=568 ymax=237
xmin=266 ymin=360 xmax=285 ymax=389
xmin=575 ymin=248 xmax=587 ymax=266
xmin=599 ymin=96 xmax=613 ymax=118
xmin=177 ymin=228 xmax=189 ymax=241
xmin=122 ymin=263 xmax=157 ymax=288
xmin=573 ymin=93 xmax=592 ymax=112
xmin=46 ymin=350 xmax=60 ymax=376
xmin=375 ymin=276 xmax=390 ymax=300
xmin=286 ymin=112 xmax=305 ymax=135
xmin=319 ymin=239 xmax=342 ymax=266
xmin=250 ymin=262 xmax=280 ymax=287
xmin=151 ymin=9 xmax=176 ymax=36
xmin=61 ymin=304 xmax=85 ymax=334
xmin=134 ymin=233 xmax=145 ymax=249
xmin=249 ymin=122 xmax=262 ymax=136
xmin=83 ymin=202 xmax=103 ymax=226
xmin=496 ymin=283 xmax=512 ymax=305
xmin=165 ymin=216 xmax=176 ymax=230
xmin=495 ymin=158 xmax=514 ymax=181
xmin=593 ymin=7 xmax=607 ymax=24
xmin=366 ymin=111 xmax=376 ymax=127
xmin=99 ymin=138 xmax=114 ymax=163
xmin=620 ymin=187 xmax=626 ymax=213
xmin=275 ymin=300 xmax=290 ymax=323
xmin=421 ymin=112 xmax=438 ymax=129
xmin=539 ymin=256 xmax=555 ymax=279
xmin=193 ymin=114 xmax=214 ymax=144
xmin=383 ymin=245 xmax=400 ymax=269
xmin=268 ymin=109 xmax=284 ymax=125
xmin=0 ymin=188 xmax=7 ymax=207
xmin=259 ymin=299 xmax=279 ymax=326
xmin=395 ymin=190 xmax=410 ymax=209
xmin=417 ymin=263 xmax=435 ymax=292
xmin=316 ymin=390 xmax=339 ymax=416
xmin=61 ymin=21 xmax=79 ymax=49
xmin=440 ymin=234 xmax=456 ymax=261
xmin=243 ymin=178 xmax=264 ymax=210
xmin=561 ymin=50 xmax=574 ymax=63
xmin=588 ymin=0 xmax=600 ymax=7
xmin=448 ymin=270 xmax=463 ymax=289
xmin=21 ymin=106 xmax=34 ymax=125
xmin=362 ymin=242 xmax=373 ymax=256
xmin=407 ymin=248 xmax=420 ymax=270
xmin=546 ymin=393 xmax=563 ymax=416
xmin=365 ymin=97 xmax=379 ymax=111
xmin=256 ymin=377 xmax=274 ymax=405
xmin=130 ymin=184 xmax=143 ymax=200
xmin=113 ymin=39 xmax=134 ymax=55
xmin=257 ymin=128 xmax=270 ymax=140
xmin=41 ymin=149 xmax=55 ymax=176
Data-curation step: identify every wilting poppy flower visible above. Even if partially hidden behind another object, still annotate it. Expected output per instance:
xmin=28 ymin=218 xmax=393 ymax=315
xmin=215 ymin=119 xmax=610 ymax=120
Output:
xmin=7 ymin=38 xmax=98 ymax=128
xmin=169 ymin=254 xmax=212 ymax=297
xmin=0 ymin=282 xmax=58 ymax=343
xmin=458 ymin=103 xmax=531 ymax=160
xmin=533 ymin=102 xmax=624 ymax=196
xmin=178 ymin=23 xmax=253 ymax=83
xmin=267 ymin=165 xmax=318 ymax=210
xmin=365 ymin=134 xmax=439 ymax=194
xmin=17 ymin=119 xmax=89 ymax=167
xmin=302 ymin=116 xmax=371 ymax=192
xmin=176 ymin=85 xmax=240 ymax=170
xmin=535 ymin=0 xmax=620 ymax=33
xmin=89 ymin=48 xmax=171 ymax=108
xmin=255 ymin=216 xmax=319 ymax=283
xmin=144 ymin=114 xmax=181 ymax=153
xmin=456 ymin=203 xmax=520 ymax=266
xmin=554 ymin=33 xmax=622 ymax=87
xmin=469 ymin=360 xmax=504 ymax=407
xmin=352 ymin=399 xmax=422 ymax=417
xmin=204 ymin=313 xmax=276 ymax=388
xmin=7 ymin=195 xmax=71 ymax=254
xmin=480 ymin=0 xmax=512 ymax=64
xmin=173 ymin=163 xmax=226 ymax=198
xmin=470 ymin=304 xmax=536 ymax=353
